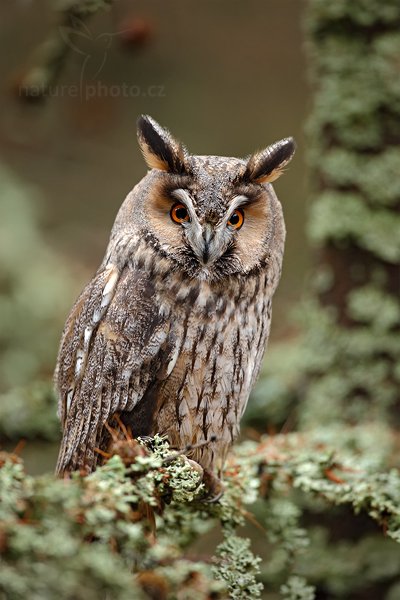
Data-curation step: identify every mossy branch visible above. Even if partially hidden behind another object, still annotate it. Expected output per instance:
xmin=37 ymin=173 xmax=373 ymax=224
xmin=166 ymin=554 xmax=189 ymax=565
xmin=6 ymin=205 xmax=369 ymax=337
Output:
xmin=2 ymin=430 xmax=400 ymax=599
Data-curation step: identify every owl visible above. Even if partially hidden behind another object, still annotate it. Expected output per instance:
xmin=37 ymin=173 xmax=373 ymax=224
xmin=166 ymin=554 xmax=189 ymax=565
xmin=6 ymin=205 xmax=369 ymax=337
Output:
xmin=55 ymin=115 xmax=295 ymax=477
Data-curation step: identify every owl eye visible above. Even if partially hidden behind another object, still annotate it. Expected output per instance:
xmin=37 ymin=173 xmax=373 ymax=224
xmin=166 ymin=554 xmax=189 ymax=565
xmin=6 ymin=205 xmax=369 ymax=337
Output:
xmin=227 ymin=208 xmax=244 ymax=230
xmin=170 ymin=203 xmax=190 ymax=224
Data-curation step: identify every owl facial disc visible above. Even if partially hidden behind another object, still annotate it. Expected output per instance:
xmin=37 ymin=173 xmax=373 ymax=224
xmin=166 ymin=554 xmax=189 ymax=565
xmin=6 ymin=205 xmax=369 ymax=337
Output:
xmin=134 ymin=115 xmax=296 ymax=281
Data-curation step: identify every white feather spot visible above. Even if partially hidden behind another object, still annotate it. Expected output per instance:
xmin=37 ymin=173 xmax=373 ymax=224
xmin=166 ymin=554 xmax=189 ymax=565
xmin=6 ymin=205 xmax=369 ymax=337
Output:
xmin=183 ymin=336 xmax=194 ymax=351
xmin=75 ymin=348 xmax=85 ymax=376
xmin=103 ymin=268 xmax=119 ymax=296
xmin=121 ymin=367 xmax=132 ymax=382
xmin=159 ymin=303 xmax=170 ymax=318
xmin=83 ymin=325 xmax=93 ymax=350
xmin=66 ymin=387 xmax=74 ymax=413
xmin=101 ymin=268 xmax=119 ymax=309
xmin=166 ymin=344 xmax=180 ymax=376
xmin=92 ymin=308 xmax=102 ymax=324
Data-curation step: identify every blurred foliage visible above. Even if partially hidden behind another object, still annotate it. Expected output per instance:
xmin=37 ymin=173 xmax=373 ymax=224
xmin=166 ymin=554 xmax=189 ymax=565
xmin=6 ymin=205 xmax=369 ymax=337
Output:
xmin=0 ymin=382 xmax=59 ymax=442
xmin=0 ymin=167 xmax=78 ymax=441
xmin=2 ymin=429 xmax=400 ymax=600
xmin=302 ymin=0 xmax=400 ymax=424
xmin=0 ymin=167 xmax=70 ymax=388
xmin=308 ymin=191 xmax=400 ymax=261
xmin=19 ymin=0 xmax=113 ymax=99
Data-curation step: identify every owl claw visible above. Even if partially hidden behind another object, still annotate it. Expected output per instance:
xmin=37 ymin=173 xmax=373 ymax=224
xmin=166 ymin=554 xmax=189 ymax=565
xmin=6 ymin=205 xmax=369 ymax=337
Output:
xmin=184 ymin=457 xmax=204 ymax=475
xmin=201 ymin=467 xmax=225 ymax=502
xmin=183 ymin=458 xmax=224 ymax=502
xmin=202 ymin=489 xmax=224 ymax=504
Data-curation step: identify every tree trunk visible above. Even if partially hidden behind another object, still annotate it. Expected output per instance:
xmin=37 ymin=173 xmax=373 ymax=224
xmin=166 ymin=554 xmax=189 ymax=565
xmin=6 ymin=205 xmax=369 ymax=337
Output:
xmin=301 ymin=0 xmax=400 ymax=428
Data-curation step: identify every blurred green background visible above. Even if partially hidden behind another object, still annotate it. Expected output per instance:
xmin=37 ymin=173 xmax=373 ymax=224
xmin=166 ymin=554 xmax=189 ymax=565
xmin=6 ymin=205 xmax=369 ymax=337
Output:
xmin=0 ymin=0 xmax=309 ymax=472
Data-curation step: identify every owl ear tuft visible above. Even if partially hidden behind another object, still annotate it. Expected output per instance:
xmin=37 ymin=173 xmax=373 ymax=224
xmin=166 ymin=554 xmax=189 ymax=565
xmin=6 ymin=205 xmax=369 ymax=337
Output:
xmin=243 ymin=137 xmax=296 ymax=184
xmin=137 ymin=115 xmax=188 ymax=175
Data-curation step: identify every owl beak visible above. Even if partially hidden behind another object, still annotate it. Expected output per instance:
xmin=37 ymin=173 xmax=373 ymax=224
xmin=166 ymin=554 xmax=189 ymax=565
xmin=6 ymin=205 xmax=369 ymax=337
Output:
xmin=189 ymin=222 xmax=219 ymax=267
xmin=201 ymin=224 xmax=214 ymax=265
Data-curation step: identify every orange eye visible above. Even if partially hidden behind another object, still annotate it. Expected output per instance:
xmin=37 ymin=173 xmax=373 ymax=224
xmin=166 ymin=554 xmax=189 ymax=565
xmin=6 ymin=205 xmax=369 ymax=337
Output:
xmin=227 ymin=208 xmax=244 ymax=230
xmin=170 ymin=203 xmax=190 ymax=224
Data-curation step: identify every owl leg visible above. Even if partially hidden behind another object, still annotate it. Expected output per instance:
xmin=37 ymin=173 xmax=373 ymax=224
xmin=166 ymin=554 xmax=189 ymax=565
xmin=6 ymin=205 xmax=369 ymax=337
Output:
xmin=201 ymin=467 xmax=225 ymax=502
xmin=176 ymin=437 xmax=225 ymax=501
xmin=182 ymin=458 xmax=224 ymax=501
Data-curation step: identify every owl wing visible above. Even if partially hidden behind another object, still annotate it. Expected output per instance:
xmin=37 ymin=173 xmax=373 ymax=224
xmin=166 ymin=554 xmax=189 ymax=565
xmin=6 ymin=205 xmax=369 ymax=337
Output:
xmin=55 ymin=262 xmax=174 ymax=475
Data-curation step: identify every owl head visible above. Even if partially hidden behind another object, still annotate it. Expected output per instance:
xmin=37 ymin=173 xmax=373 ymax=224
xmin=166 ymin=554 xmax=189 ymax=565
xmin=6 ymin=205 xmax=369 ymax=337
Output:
xmin=114 ymin=115 xmax=295 ymax=282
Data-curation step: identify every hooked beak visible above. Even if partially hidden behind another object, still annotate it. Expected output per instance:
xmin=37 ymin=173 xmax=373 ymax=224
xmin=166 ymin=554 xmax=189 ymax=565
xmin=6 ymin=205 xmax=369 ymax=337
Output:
xmin=188 ymin=222 xmax=219 ymax=266
xmin=201 ymin=224 xmax=213 ymax=264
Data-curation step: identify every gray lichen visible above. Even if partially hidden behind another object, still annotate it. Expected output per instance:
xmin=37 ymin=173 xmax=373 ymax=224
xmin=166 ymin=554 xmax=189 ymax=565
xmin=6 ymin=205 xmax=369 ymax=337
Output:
xmin=3 ymin=426 xmax=400 ymax=598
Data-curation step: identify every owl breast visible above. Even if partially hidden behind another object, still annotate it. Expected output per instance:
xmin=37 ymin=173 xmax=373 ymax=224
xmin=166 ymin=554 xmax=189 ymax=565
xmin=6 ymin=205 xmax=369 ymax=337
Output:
xmin=122 ymin=263 xmax=274 ymax=473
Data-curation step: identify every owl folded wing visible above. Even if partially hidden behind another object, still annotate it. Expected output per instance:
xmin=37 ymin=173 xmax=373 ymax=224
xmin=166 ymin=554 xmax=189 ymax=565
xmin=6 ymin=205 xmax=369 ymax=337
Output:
xmin=55 ymin=262 xmax=173 ymax=475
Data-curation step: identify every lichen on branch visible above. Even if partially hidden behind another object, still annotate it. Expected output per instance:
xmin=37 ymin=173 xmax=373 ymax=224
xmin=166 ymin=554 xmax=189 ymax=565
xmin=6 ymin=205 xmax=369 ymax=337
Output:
xmin=2 ymin=428 xmax=400 ymax=599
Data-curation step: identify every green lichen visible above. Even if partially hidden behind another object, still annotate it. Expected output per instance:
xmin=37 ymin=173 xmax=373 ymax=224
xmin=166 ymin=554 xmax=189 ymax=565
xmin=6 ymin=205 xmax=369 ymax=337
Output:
xmin=0 ymin=167 xmax=78 ymax=442
xmin=280 ymin=576 xmax=315 ymax=600
xmin=213 ymin=536 xmax=263 ymax=599
xmin=319 ymin=147 xmax=400 ymax=207
xmin=300 ymin=0 xmax=400 ymax=428
xmin=307 ymin=0 xmax=400 ymax=27
xmin=308 ymin=191 xmax=400 ymax=262
xmin=3 ymin=427 xmax=400 ymax=599
xmin=0 ymin=382 xmax=59 ymax=442
xmin=347 ymin=285 xmax=400 ymax=329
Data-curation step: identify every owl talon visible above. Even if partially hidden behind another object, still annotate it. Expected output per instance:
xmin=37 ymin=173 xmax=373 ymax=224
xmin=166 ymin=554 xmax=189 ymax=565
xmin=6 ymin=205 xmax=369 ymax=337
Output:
xmin=184 ymin=457 xmax=204 ymax=476
xmin=183 ymin=458 xmax=224 ymax=502
xmin=201 ymin=468 xmax=225 ymax=502
xmin=202 ymin=489 xmax=224 ymax=504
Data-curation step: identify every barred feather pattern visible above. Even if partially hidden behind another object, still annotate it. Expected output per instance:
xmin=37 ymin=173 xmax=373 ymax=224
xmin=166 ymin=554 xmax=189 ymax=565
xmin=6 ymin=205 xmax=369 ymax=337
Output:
xmin=55 ymin=116 xmax=293 ymax=476
xmin=55 ymin=236 xmax=281 ymax=475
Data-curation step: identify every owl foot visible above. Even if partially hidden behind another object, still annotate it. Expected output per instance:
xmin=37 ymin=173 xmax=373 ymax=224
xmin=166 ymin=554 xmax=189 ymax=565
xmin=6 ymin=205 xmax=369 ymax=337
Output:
xmin=182 ymin=459 xmax=224 ymax=502
xmin=201 ymin=468 xmax=225 ymax=503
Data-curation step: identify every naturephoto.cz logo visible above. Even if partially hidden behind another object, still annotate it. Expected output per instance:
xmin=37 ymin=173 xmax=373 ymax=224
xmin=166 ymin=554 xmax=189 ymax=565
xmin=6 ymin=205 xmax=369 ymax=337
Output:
xmin=22 ymin=15 xmax=165 ymax=100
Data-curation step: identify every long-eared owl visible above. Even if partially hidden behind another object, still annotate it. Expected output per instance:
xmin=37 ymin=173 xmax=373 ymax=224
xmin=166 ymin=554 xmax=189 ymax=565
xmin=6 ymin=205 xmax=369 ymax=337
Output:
xmin=55 ymin=115 xmax=295 ymax=476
